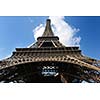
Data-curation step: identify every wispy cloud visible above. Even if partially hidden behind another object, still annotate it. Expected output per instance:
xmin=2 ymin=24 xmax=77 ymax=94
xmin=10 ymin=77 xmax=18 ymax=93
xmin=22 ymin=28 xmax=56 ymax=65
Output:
xmin=0 ymin=48 xmax=12 ymax=60
xmin=33 ymin=24 xmax=45 ymax=40
xmin=33 ymin=16 xmax=81 ymax=46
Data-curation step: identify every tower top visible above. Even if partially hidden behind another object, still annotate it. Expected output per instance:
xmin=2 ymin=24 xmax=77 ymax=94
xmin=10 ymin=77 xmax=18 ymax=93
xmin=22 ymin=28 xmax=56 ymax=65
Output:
xmin=42 ymin=19 xmax=54 ymax=37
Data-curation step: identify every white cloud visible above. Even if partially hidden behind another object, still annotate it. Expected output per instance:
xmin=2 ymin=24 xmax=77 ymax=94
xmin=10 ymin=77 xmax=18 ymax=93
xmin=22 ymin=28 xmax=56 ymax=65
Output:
xmin=33 ymin=24 xmax=45 ymax=40
xmin=33 ymin=16 xmax=81 ymax=46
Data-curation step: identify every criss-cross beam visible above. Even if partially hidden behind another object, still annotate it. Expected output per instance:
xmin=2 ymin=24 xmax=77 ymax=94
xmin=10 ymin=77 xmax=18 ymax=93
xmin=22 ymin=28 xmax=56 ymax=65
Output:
xmin=0 ymin=55 xmax=100 ymax=72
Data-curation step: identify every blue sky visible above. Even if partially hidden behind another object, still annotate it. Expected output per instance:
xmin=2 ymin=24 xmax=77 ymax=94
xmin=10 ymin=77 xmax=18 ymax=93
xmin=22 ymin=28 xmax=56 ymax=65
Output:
xmin=0 ymin=16 xmax=100 ymax=60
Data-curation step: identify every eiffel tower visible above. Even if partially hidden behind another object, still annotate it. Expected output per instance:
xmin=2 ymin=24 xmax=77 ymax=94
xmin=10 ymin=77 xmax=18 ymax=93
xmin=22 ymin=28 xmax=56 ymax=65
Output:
xmin=0 ymin=19 xmax=100 ymax=83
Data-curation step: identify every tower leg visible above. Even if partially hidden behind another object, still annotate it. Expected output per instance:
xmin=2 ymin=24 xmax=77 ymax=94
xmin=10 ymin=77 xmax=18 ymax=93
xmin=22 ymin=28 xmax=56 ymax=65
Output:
xmin=60 ymin=74 xmax=68 ymax=83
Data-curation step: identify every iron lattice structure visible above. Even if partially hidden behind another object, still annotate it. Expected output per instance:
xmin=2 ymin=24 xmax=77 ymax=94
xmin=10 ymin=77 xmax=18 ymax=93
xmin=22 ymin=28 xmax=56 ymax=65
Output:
xmin=0 ymin=19 xmax=100 ymax=83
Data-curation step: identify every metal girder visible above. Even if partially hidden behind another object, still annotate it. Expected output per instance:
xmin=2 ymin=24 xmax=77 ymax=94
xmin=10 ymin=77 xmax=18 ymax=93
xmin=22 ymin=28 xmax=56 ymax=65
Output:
xmin=0 ymin=55 xmax=100 ymax=72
